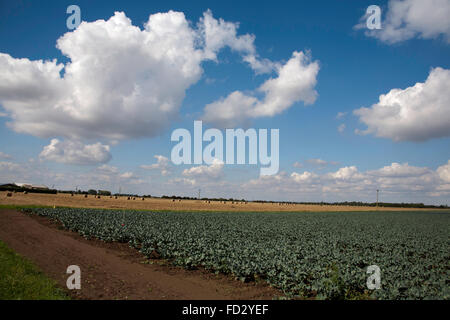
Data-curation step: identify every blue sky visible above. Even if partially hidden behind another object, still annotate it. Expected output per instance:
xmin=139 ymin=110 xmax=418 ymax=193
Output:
xmin=0 ymin=0 xmax=449 ymax=204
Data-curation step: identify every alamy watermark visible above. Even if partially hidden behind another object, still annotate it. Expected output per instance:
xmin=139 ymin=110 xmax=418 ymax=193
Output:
xmin=366 ymin=5 xmax=382 ymax=30
xmin=66 ymin=265 xmax=81 ymax=290
xmin=66 ymin=5 xmax=81 ymax=30
xmin=171 ymin=121 xmax=279 ymax=176
xmin=366 ymin=265 xmax=381 ymax=290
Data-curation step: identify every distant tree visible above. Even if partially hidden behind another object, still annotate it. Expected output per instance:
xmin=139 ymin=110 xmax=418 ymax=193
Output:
xmin=87 ymin=189 xmax=97 ymax=195
xmin=98 ymin=190 xmax=111 ymax=196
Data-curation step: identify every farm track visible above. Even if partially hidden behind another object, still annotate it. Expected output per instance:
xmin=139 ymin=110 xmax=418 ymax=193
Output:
xmin=0 ymin=209 xmax=281 ymax=300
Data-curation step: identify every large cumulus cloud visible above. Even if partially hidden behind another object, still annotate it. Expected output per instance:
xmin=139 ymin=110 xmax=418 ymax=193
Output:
xmin=0 ymin=10 xmax=299 ymax=142
xmin=0 ymin=11 xmax=203 ymax=141
xmin=354 ymin=67 xmax=450 ymax=142
xmin=0 ymin=10 xmax=315 ymax=165
xmin=357 ymin=0 xmax=450 ymax=44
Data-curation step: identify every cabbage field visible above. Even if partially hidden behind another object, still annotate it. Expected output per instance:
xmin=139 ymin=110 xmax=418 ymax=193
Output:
xmin=24 ymin=208 xmax=449 ymax=299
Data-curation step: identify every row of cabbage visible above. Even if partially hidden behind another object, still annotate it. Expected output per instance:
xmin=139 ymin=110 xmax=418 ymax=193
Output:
xmin=24 ymin=208 xmax=449 ymax=299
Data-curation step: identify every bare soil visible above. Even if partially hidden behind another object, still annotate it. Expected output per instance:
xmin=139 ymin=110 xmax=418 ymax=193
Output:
xmin=0 ymin=208 xmax=282 ymax=300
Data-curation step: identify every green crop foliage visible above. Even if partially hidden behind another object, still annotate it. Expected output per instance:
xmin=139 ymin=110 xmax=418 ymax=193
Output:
xmin=23 ymin=208 xmax=449 ymax=300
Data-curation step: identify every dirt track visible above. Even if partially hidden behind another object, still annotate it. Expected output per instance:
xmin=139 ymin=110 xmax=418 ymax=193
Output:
xmin=0 ymin=209 xmax=280 ymax=300
xmin=0 ymin=191 xmax=437 ymax=212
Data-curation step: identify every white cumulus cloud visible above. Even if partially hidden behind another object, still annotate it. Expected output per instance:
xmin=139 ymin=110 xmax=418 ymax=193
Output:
xmin=199 ymin=9 xmax=277 ymax=74
xmin=0 ymin=161 xmax=22 ymax=172
xmin=329 ymin=166 xmax=364 ymax=180
xmin=202 ymin=51 xmax=319 ymax=127
xmin=291 ymin=171 xmax=317 ymax=183
xmin=306 ymin=158 xmax=339 ymax=167
xmin=92 ymin=164 xmax=144 ymax=186
xmin=354 ymin=67 xmax=450 ymax=142
xmin=0 ymin=11 xmax=204 ymax=141
xmin=182 ymin=158 xmax=224 ymax=179
xmin=244 ymin=159 xmax=450 ymax=203
xmin=336 ymin=112 xmax=347 ymax=119
xmin=357 ymin=0 xmax=450 ymax=43
xmin=368 ymin=162 xmax=431 ymax=177
xmin=437 ymin=160 xmax=450 ymax=182
xmin=0 ymin=152 xmax=12 ymax=160
xmin=292 ymin=161 xmax=303 ymax=168
xmin=0 ymin=10 xmax=284 ymax=142
xmin=140 ymin=155 xmax=172 ymax=176
xmin=39 ymin=139 xmax=111 ymax=165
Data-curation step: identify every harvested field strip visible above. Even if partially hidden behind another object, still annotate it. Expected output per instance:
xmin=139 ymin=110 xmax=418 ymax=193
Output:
xmin=2 ymin=191 xmax=446 ymax=213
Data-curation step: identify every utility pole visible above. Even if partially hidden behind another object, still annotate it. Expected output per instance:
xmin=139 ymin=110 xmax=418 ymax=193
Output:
xmin=376 ymin=189 xmax=379 ymax=207
xmin=198 ymin=189 xmax=201 ymax=200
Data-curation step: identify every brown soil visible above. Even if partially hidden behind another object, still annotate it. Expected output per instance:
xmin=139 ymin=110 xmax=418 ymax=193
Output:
xmin=0 ymin=191 xmax=439 ymax=212
xmin=0 ymin=208 xmax=282 ymax=300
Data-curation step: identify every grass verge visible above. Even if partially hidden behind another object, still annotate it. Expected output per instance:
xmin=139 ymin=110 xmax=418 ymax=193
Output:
xmin=0 ymin=240 xmax=69 ymax=300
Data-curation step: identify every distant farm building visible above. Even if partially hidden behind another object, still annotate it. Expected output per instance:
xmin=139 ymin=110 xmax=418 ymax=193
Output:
xmin=0 ymin=183 xmax=56 ymax=194
xmin=14 ymin=183 xmax=49 ymax=191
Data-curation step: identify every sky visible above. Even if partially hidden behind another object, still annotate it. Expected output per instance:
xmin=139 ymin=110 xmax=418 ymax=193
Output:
xmin=0 ymin=0 xmax=449 ymax=204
